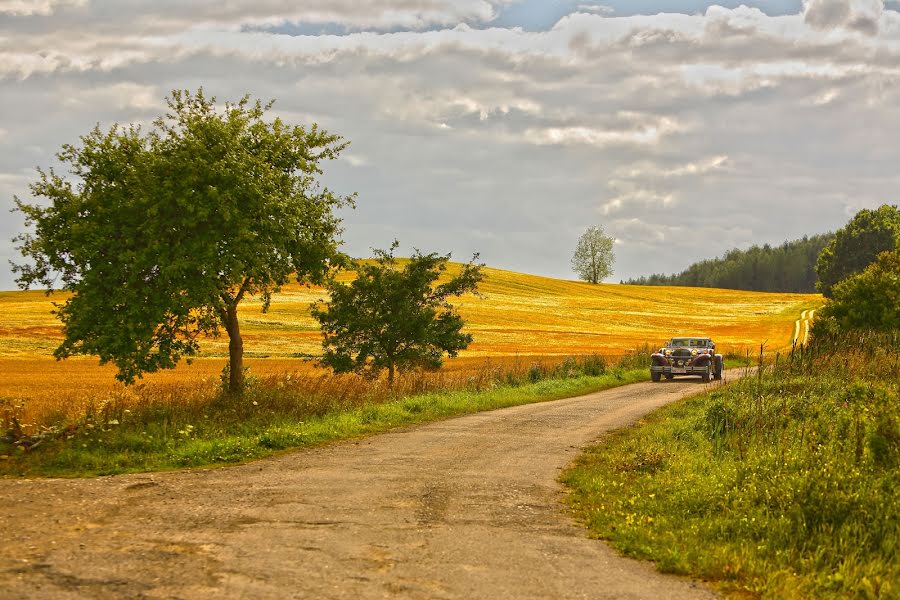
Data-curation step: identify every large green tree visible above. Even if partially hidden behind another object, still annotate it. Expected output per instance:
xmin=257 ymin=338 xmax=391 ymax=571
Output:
xmin=816 ymin=204 xmax=900 ymax=298
xmin=311 ymin=243 xmax=483 ymax=384
xmin=813 ymin=250 xmax=900 ymax=334
xmin=13 ymin=89 xmax=353 ymax=392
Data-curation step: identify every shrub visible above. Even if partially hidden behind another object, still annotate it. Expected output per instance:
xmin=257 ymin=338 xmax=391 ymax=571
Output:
xmin=813 ymin=250 xmax=900 ymax=334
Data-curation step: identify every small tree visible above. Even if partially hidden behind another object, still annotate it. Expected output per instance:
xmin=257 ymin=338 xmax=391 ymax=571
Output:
xmin=816 ymin=204 xmax=900 ymax=298
xmin=813 ymin=250 xmax=900 ymax=334
xmin=572 ymin=226 xmax=615 ymax=284
xmin=311 ymin=243 xmax=483 ymax=384
xmin=13 ymin=89 xmax=353 ymax=392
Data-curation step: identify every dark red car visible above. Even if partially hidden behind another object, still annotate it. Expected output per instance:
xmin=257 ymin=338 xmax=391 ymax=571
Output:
xmin=650 ymin=337 xmax=723 ymax=383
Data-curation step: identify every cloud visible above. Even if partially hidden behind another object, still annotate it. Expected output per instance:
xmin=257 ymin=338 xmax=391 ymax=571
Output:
xmin=600 ymin=189 xmax=676 ymax=216
xmin=0 ymin=2 xmax=898 ymax=289
xmin=524 ymin=112 xmax=685 ymax=148
xmin=576 ymin=4 xmax=614 ymax=16
xmin=803 ymin=0 xmax=884 ymax=34
xmin=616 ymin=155 xmax=730 ymax=179
xmin=0 ymin=0 xmax=85 ymax=16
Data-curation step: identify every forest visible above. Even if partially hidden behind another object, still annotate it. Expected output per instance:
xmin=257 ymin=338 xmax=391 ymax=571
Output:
xmin=624 ymin=233 xmax=834 ymax=292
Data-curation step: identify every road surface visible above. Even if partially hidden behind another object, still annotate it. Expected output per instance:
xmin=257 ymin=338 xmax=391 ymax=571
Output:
xmin=0 ymin=374 xmax=743 ymax=599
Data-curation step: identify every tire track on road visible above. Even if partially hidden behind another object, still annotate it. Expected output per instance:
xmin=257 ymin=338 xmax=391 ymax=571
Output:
xmin=792 ymin=308 xmax=817 ymax=346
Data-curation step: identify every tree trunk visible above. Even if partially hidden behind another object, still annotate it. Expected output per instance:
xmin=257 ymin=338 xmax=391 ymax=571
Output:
xmin=387 ymin=363 xmax=395 ymax=387
xmin=224 ymin=305 xmax=244 ymax=393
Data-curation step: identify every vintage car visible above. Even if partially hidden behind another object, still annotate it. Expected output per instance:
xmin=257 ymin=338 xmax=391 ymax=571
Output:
xmin=650 ymin=337 xmax=723 ymax=383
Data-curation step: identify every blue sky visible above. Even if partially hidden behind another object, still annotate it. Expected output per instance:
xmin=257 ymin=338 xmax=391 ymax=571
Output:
xmin=259 ymin=1 xmax=900 ymax=36
xmin=263 ymin=1 xmax=810 ymax=35
xmin=492 ymin=0 xmax=805 ymax=29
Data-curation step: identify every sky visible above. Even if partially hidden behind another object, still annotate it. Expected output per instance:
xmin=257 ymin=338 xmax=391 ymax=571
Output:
xmin=1 ymin=0 xmax=899 ymax=290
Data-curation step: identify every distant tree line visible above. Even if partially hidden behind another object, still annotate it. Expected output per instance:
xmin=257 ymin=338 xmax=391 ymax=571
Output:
xmin=623 ymin=234 xmax=834 ymax=293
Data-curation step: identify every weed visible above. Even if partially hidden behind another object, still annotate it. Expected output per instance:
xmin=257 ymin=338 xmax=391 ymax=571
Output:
xmin=562 ymin=331 xmax=900 ymax=599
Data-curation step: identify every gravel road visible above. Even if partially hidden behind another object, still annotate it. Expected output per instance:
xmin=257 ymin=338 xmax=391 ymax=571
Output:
xmin=0 ymin=375 xmax=742 ymax=599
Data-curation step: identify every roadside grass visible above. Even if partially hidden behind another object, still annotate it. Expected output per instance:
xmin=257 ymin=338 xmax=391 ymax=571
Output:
xmin=562 ymin=332 xmax=899 ymax=599
xmin=1 ymin=354 xmax=649 ymax=478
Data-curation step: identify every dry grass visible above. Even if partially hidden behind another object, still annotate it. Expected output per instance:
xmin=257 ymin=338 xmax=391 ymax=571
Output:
xmin=0 ymin=265 xmax=819 ymax=358
xmin=0 ymin=265 xmax=821 ymax=430
xmin=0 ymin=355 xmax=573 ymax=430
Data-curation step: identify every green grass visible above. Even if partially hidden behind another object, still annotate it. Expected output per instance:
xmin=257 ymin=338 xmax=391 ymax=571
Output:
xmin=1 ymin=366 xmax=648 ymax=478
xmin=562 ymin=334 xmax=899 ymax=599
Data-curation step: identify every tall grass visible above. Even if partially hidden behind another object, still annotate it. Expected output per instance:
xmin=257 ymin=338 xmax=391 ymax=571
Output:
xmin=0 ymin=352 xmax=649 ymax=477
xmin=563 ymin=331 xmax=899 ymax=599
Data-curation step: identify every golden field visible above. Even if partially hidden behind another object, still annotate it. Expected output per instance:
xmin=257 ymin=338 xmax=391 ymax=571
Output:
xmin=0 ymin=264 xmax=821 ymax=420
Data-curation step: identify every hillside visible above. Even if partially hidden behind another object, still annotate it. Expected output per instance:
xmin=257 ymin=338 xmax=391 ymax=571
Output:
xmin=625 ymin=234 xmax=833 ymax=293
xmin=0 ymin=265 xmax=820 ymax=403
xmin=1 ymin=265 xmax=820 ymax=361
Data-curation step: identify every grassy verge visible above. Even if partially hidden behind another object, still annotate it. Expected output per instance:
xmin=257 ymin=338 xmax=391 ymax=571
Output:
xmin=562 ymin=333 xmax=899 ymax=599
xmin=1 ymin=360 xmax=648 ymax=478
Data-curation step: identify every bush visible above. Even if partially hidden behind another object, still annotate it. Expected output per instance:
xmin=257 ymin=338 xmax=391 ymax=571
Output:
xmin=813 ymin=250 xmax=900 ymax=334
xmin=816 ymin=204 xmax=900 ymax=298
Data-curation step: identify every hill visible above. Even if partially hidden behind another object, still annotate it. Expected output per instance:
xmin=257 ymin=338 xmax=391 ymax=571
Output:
xmin=624 ymin=234 xmax=833 ymax=293
xmin=1 ymin=265 xmax=820 ymax=360
xmin=0 ymin=265 xmax=820 ymax=402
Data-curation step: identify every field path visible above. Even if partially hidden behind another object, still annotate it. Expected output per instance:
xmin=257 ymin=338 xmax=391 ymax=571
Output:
xmin=0 ymin=375 xmax=745 ymax=599
xmin=792 ymin=309 xmax=817 ymax=345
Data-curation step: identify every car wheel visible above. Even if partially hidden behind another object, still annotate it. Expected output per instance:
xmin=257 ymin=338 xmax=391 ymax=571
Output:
xmin=701 ymin=370 xmax=711 ymax=383
xmin=651 ymin=371 xmax=661 ymax=382
xmin=714 ymin=357 xmax=723 ymax=380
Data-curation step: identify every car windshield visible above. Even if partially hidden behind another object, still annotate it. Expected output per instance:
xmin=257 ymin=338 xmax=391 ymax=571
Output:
xmin=670 ymin=339 xmax=708 ymax=348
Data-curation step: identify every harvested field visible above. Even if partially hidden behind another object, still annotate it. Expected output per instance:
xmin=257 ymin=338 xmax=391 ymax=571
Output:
xmin=0 ymin=265 xmax=820 ymax=427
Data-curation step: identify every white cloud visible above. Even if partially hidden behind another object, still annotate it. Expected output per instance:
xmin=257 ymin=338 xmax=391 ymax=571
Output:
xmin=576 ymin=4 xmax=613 ymax=16
xmin=524 ymin=113 xmax=685 ymax=148
xmin=0 ymin=0 xmax=84 ymax=16
xmin=617 ymin=156 xmax=730 ymax=179
xmin=803 ymin=0 xmax=884 ymax=35
xmin=59 ymin=82 xmax=162 ymax=112
xmin=343 ymin=154 xmax=370 ymax=167
xmin=600 ymin=187 xmax=676 ymax=216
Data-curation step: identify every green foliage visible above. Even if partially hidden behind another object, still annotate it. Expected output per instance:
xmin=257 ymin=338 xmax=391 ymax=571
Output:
xmin=814 ymin=250 xmax=900 ymax=334
xmin=311 ymin=243 xmax=483 ymax=382
xmin=572 ymin=225 xmax=615 ymax=284
xmin=12 ymin=89 xmax=353 ymax=391
xmin=563 ymin=332 xmax=900 ymax=599
xmin=626 ymin=233 xmax=834 ymax=293
xmin=816 ymin=204 xmax=900 ymax=298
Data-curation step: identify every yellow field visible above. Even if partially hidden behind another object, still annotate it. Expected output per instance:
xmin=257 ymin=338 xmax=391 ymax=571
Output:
xmin=0 ymin=265 xmax=821 ymax=410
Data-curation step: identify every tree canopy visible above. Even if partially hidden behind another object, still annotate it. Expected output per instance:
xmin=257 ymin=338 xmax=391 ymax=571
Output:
xmin=311 ymin=243 xmax=483 ymax=383
xmin=572 ymin=226 xmax=615 ymax=284
xmin=816 ymin=204 xmax=900 ymax=298
xmin=625 ymin=234 xmax=834 ymax=293
xmin=813 ymin=250 xmax=900 ymax=334
xmin=13 ymin=88 xmax=354 ymax=392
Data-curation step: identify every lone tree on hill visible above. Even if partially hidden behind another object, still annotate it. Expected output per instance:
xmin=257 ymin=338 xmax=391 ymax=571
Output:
xmin=572 ymin=226 xmax=615 ymax=284
xmin=311 ymin=243 xmax=483 ymax=384
xmin=13 ymin=88 xmax=354 ymax=392
xmin=816 ymin=204 xmax=900 ymax=298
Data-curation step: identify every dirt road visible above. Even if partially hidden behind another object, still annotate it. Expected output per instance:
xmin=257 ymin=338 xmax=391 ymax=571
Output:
xmin=0 ymin=375 xmax=739 ymax=599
